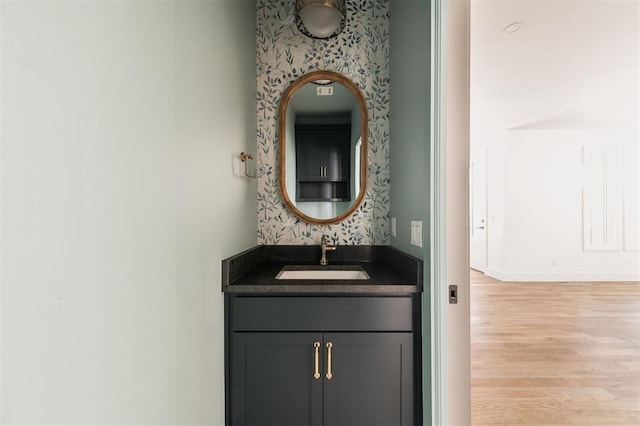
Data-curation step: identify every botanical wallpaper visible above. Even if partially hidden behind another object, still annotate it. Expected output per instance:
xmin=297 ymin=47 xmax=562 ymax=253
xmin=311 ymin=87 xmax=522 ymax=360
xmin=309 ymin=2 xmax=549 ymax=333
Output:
xmin=255 ymin=0 xmax=390 ymax=245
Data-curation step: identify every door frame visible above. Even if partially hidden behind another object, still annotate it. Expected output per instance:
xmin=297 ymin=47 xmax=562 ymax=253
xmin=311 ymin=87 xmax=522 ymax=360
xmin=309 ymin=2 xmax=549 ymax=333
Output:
xmin=430 ymin=0 xmax=471 ymax=424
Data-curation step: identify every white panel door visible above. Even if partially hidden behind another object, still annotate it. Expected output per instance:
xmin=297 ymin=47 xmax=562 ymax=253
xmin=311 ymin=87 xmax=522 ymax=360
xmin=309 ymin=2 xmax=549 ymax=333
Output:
xmin=469 ymin=145 xmax=487 ymax=271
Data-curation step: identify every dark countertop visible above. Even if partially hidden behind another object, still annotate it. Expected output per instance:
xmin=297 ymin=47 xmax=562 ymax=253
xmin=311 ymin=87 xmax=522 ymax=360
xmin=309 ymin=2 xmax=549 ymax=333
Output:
xmin=222 ymin=245 xmax=423 ymax=295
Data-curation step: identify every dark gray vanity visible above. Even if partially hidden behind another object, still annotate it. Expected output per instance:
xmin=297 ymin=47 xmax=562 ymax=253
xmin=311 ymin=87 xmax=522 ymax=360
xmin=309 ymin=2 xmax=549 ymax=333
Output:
xmin=223 ymin=245 xmax=423 ymax=426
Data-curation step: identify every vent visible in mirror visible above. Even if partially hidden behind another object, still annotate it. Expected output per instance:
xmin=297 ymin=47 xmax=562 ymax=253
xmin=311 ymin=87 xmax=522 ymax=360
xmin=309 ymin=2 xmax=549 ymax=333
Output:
xmin=316 ymin=86 xmax=333 ymax=96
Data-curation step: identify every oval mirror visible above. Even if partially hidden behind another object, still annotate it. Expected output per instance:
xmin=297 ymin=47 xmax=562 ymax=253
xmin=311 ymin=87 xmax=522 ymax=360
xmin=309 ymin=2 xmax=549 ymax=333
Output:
xmin=278 ymin=71 xmax=368 ymax=224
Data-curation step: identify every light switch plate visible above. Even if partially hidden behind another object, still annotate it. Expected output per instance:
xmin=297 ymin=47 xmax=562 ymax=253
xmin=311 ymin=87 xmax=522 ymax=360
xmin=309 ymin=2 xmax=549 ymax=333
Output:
xmin=391 ymin=217 xmax=397 ymax=237
xmin=411 ymin=220 xmax=423 ymax=247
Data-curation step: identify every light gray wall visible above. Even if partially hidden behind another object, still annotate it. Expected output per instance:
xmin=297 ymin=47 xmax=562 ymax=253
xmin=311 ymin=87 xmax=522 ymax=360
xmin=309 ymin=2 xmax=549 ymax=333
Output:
xmin=389 ymin=0 xmax=431 ymax=259
xmin=1 ymin=1 xmax=256 ymax=424
xmin=389 ymin=0 xmax=431 ymax=421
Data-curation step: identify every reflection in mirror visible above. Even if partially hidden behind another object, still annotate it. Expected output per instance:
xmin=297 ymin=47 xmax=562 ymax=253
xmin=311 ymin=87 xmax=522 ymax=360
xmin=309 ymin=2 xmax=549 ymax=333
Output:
xmin=279 ymin=71 xmax=368 ymax=224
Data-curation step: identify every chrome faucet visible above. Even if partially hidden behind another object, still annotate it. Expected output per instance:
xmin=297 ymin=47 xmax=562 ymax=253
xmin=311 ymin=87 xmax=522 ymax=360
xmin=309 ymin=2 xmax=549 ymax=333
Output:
xmin=320 ymin=235 xmax=337 ymax=266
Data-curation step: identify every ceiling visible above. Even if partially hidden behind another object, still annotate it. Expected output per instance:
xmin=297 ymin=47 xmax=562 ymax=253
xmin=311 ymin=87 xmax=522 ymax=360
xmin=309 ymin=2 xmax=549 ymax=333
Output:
xmin=471 ymin=0 xmax=639 ymax=129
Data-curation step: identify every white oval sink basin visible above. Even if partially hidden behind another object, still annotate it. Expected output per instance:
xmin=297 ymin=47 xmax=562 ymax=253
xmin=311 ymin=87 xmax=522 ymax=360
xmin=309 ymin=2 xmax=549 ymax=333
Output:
xmin=276 ymin=266 xmax=370 ymax=280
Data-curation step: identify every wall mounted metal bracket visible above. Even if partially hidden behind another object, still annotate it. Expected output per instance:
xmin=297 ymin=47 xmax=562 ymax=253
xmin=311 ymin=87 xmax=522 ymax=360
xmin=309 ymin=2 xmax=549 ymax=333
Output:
xmin=240 ymin=152 xmax=258 ymax=179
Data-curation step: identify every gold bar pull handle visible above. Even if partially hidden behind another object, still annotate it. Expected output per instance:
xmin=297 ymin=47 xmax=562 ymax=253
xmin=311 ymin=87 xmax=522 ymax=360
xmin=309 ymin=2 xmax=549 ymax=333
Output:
xmin=325 ymin=342 xmax=333 ymax=380
xmin=313 ymin=341 xmax=321 ymax=379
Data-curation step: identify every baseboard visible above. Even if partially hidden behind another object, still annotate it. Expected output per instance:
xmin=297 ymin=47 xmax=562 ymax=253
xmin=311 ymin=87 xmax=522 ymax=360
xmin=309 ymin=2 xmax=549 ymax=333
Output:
xmin=484 ymin=267 xmax=506 ymax=281
xmin=483 ymin=268 xmax=640 ymax=282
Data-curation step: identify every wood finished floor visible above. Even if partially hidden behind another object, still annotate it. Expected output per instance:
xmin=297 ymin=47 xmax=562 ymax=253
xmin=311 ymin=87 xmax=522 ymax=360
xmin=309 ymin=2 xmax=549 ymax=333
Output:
xmin=470 ymin=270 xmax=640 ymax=425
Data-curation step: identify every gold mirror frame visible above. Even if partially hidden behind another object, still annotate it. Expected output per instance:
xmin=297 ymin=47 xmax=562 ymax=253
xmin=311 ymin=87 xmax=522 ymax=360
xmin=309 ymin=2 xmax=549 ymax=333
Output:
xmin=278 ymin=71 xmax=368 ymax=225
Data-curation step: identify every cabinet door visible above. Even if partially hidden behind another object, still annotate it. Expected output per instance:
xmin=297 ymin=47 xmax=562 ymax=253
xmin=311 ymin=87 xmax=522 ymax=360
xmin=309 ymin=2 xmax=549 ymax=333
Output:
xmin=296 ymin=125 xmax=350 ymax=182
xmin=296 ymin=128 xmax=324 ymax=180
xmin=322 ymin=127 xmax=350 ymax=181
xmin=231 ymin=332 xmax=323 ymax=426
xmin=323 ymin=333 xmax=414 ymax=426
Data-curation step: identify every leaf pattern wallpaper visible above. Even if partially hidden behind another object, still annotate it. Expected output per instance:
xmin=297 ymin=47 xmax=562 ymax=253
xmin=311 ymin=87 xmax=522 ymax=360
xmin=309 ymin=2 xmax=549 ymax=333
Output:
xmin=256 ymin=0 xmax=390 ymax=245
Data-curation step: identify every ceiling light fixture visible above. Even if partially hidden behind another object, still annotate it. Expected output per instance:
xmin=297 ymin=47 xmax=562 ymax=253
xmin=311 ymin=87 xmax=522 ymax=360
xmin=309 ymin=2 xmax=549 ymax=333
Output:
xmin=296 ymin=0 xmax=347 ymax=40
xmin=311 ymin=79 xmax=333 ymax=86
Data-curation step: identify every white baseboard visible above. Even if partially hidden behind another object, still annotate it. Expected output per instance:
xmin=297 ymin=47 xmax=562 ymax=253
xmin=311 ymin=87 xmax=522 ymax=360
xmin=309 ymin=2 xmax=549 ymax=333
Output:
xmin=484 ymin=268 xmax=640 ymax=282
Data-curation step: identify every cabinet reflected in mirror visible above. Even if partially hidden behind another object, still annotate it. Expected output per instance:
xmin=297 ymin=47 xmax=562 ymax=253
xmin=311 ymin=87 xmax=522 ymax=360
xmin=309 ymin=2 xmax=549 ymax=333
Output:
xmin=279 ymin=71 xmax=368 ymax=224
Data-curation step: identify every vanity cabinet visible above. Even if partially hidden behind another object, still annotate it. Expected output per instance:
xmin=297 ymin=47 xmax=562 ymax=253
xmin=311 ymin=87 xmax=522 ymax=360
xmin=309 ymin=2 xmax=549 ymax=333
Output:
xmin=295 ymin=124 xmax=351 ymax=202
xmin=226 ymin=296 xmax=419 ymax=426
